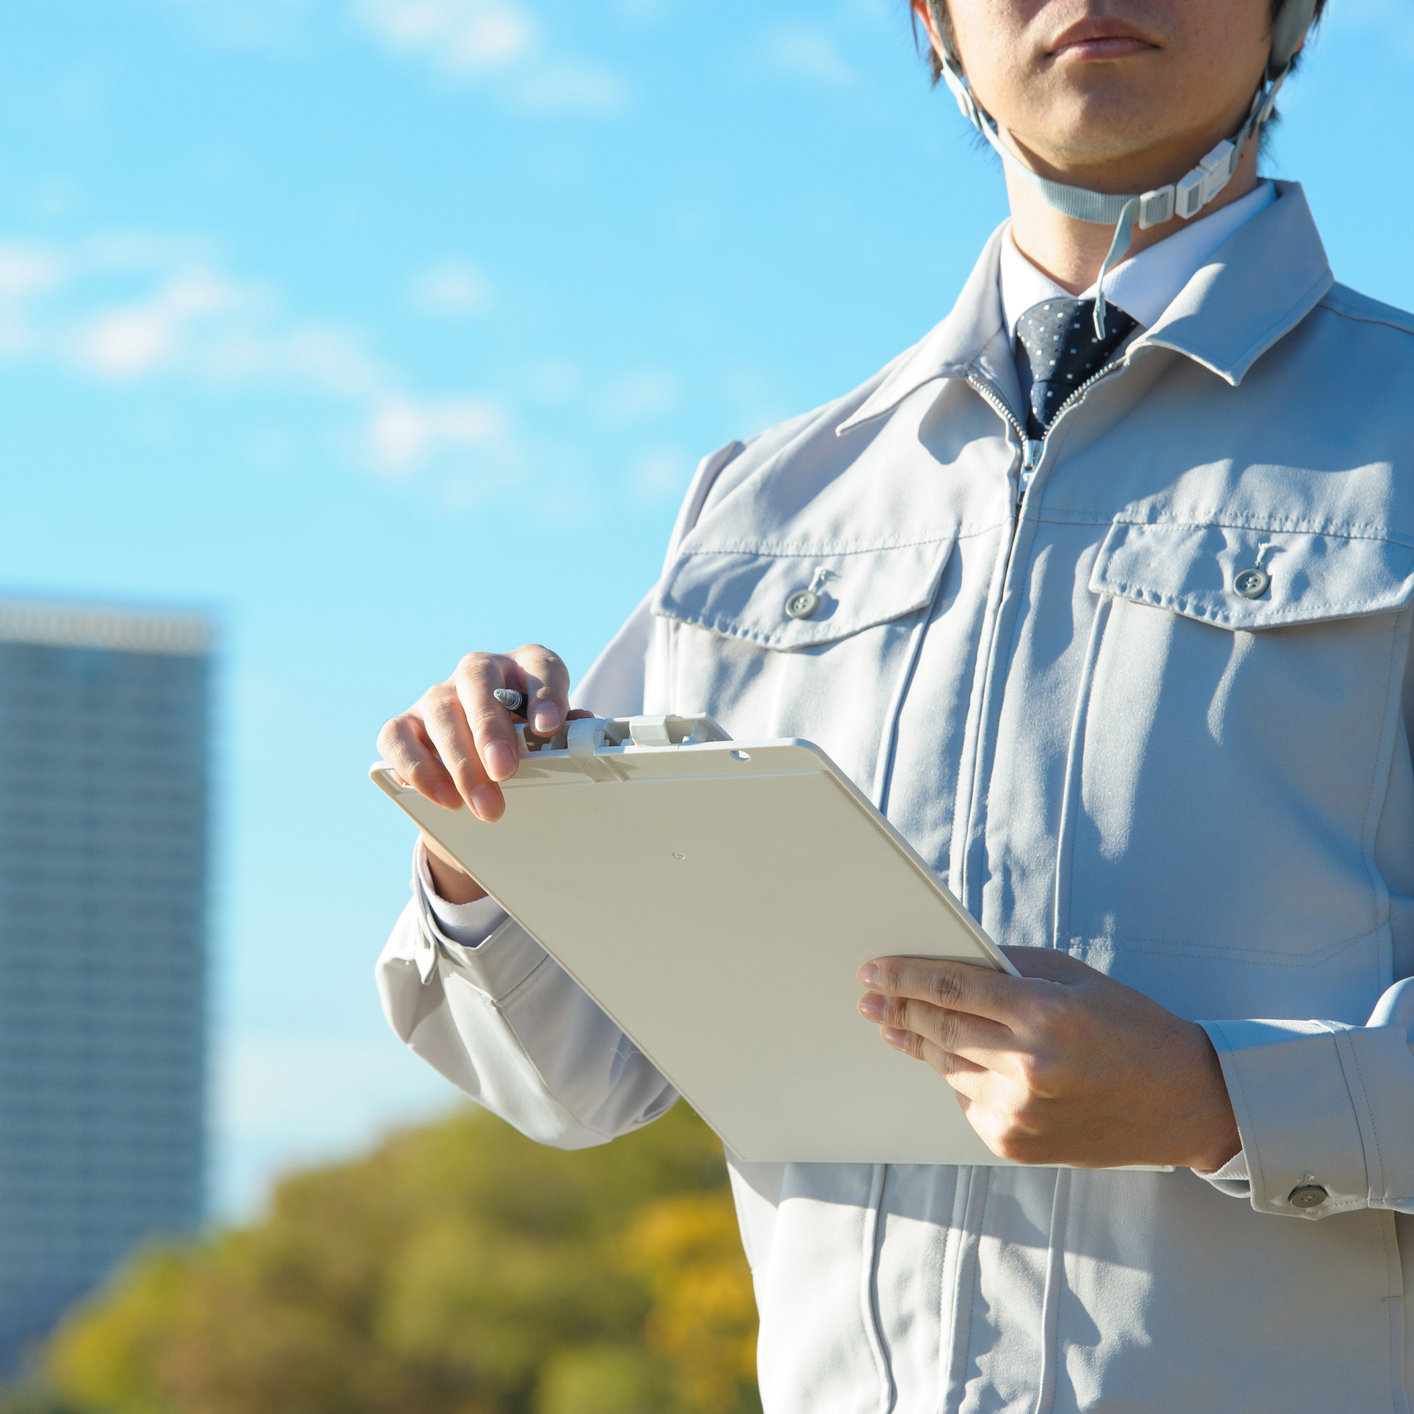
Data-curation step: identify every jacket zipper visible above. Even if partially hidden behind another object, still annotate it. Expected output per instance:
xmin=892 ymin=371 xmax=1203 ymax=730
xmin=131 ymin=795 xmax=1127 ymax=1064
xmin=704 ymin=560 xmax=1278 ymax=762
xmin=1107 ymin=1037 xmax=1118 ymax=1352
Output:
xmin=954 ymin=359 xmax=1125 ymax=910
xmin=1050 ymin=359 xmax=1127 ymax=430
xmin=969 ymin=358 xmax=1129 ymax=511
xmin=966 ymin=375 xmax=1036 ymax=501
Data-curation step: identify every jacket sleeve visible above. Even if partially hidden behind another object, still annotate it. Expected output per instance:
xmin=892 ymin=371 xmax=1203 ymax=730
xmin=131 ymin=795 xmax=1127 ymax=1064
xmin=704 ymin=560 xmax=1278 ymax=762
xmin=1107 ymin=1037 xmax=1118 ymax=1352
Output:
xmin=376 ymin=888 xmax=680 ymax=1149
xmin=1192 ymin=618 xmax=1414 ymax=1221
xmin=1197 ymin=982 xmax=1414 ymax=1219
xmin=374 ymin=439 xmax=747 ymax=1149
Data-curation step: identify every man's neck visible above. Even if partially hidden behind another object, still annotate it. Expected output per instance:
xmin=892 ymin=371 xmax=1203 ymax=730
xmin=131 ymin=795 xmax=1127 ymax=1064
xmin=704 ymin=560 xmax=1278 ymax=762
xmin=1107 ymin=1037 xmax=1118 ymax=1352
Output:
xmin=1004 ymin=140 xmax=1263 ymax=294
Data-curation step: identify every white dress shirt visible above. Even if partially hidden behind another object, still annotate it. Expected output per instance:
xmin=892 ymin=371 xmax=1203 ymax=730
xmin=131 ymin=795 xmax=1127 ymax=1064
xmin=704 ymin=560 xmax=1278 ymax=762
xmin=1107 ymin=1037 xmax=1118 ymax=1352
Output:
xmin=1000 ymin=178 xmax=1276 ymax=338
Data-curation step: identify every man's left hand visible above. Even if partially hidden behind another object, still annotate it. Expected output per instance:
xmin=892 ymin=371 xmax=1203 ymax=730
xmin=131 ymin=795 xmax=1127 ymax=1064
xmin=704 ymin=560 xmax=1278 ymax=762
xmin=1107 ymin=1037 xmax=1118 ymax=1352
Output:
xmin=857 ymin=948 xmax=1241 ymax=1171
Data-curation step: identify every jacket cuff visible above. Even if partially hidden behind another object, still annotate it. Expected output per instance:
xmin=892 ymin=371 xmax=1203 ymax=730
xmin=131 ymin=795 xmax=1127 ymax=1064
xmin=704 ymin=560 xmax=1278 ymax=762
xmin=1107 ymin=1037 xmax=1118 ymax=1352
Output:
xmin=437 ymin=914 xmax=550 ymax=1003
xmin=1200 ymin=1018 xmax=1379 ymax=1219
xmin=415 ymin=840 xmax=507 ymax=946
xmin=410 ymin=842 xmax=548 ymax=1001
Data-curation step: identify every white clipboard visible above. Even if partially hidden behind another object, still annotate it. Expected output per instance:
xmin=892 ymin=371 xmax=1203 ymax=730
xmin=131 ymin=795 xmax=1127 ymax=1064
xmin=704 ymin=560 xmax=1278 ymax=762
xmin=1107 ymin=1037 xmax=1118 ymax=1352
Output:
xmin=372 ymin=712 xmax=1022 ymax=1166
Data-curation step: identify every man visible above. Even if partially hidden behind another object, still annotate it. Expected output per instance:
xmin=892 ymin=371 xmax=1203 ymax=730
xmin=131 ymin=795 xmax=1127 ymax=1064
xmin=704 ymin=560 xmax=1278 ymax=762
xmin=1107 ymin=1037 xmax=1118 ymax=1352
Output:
xmin=375 ymin=1 xmax=1414 ymax=1408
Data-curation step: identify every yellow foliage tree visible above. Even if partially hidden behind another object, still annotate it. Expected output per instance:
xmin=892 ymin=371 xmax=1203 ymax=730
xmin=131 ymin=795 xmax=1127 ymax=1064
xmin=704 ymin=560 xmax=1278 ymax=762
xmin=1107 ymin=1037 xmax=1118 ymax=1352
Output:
xmin=33 ymin=1104 xmax=760 ymax=1414
xmin=621 ymin=1194 xmax=758 ymax=1414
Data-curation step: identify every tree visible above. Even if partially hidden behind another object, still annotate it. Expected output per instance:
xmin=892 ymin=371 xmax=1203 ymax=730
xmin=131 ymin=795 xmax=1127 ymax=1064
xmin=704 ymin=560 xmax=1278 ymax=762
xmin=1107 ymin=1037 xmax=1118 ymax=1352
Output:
xmin=34 ymin=1103 xmax=759 ymax=1414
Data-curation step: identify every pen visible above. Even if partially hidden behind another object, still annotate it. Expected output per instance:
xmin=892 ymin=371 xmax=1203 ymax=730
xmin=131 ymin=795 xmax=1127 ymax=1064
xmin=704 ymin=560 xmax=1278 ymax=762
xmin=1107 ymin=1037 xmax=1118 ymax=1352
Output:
xmin=493 ymin=688 xmax=529 ymax=717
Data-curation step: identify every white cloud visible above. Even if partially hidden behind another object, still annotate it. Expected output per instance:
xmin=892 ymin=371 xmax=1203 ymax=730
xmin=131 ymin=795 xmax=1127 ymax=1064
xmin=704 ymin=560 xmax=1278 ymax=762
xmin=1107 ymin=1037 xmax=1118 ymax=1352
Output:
xmin=352 ymin=0 xmax=628 ymax=114
xmin=756 ymin=23 xmax=859 ymax=87
xmin=368 ymin=392 xmax=503 ymax=474
xmin=52 ymin=259 xmax=390 ymax=396
xmin=407 ymin=256 xmax=494 ymax=318
xmin=0 ymin=243 xmax=65 ymax=300
xmin=73 ymin=266 xmax=252 ymax=378
xmin=0 ymin=242 xmax=66 ymax=355
xmin=0 ymin=228 xmax=691 ymax=508
xmin=281 ymin=323 xmax=386 ymax=396
xmin=0 ymin=230 xmax=506 ymax=479
xmin=354 ymin=0 xmax=534 ymax=74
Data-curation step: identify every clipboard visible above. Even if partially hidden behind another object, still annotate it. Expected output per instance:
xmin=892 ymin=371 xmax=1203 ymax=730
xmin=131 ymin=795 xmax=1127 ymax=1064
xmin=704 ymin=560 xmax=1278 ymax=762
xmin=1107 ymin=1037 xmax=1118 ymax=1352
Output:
xmin=371 ymin=712 xmax=1022 ymax=1166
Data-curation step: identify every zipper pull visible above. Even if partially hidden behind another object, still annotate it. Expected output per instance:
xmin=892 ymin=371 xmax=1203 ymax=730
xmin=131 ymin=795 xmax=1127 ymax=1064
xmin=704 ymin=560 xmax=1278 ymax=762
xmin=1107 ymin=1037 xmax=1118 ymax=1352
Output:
xmin=1017 ymin=437 xmax=1042 ymax=513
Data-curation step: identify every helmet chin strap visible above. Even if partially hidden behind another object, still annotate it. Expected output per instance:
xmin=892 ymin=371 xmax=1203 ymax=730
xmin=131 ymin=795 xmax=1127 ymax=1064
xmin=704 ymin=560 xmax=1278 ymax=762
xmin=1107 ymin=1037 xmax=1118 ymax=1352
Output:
xmin=939 ymin=0 xmax=1317 ymax=338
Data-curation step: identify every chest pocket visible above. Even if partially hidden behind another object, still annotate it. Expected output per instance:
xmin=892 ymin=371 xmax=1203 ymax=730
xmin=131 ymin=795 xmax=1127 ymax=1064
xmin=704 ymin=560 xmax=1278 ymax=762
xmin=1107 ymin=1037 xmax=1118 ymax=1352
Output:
xmin=655 ymin=538 xmax=953 ymax=650
xmin=652 ymin=538 xmax=954 ymax=801
xmin=1060 ymin=517 xmax=1414 ymax=1024
xmin=1090 ymin=520 xmax=1414 ymax=629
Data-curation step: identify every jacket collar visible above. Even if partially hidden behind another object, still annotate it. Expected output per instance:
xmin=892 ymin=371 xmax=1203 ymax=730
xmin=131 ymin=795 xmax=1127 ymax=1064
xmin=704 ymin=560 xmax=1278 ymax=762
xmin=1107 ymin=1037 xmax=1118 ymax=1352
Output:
xmin=836 ymin=181 xmax=1334 ymax=436
xmin=1137 ymin=180 xmax=1333 ymax=384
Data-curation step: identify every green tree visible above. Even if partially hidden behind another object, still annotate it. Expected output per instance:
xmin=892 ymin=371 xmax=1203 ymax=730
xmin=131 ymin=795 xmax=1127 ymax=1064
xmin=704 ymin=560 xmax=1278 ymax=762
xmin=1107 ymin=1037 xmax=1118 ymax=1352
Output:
xmin=35 ymin=1103 xmax=760 ymax=1414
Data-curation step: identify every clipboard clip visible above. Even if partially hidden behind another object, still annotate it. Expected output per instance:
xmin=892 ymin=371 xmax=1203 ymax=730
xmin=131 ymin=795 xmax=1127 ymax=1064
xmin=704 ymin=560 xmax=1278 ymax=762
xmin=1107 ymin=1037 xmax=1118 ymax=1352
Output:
xmin=567 ymin=718 xmax=628 ymax=782
xmin=540 ymin=714 xmax=732 ymax=782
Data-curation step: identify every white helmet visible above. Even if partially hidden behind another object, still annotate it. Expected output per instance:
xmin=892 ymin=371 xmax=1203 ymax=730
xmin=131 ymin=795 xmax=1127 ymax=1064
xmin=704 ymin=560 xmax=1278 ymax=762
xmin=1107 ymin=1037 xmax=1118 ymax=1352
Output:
xmin=937 ymin=0 xmax=1322 ymax=333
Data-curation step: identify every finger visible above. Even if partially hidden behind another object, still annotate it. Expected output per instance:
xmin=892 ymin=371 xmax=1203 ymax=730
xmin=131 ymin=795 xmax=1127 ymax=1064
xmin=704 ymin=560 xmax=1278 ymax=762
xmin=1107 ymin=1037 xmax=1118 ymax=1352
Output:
xmin=861 ymin=995 xmax=1016 ymax=1071
xmin=378 ymin=712 xmax=461 ymax=810
xmin=928 ymin=1062 xmax=1038 ymax=1163
xmin=421 ymin=681 xmax=505 ymax=822
xmin=508 ymin=644 xmax=572 ymax=737
xmin=923 ymin=1051 xmax=1057 ymax=1163
xmin=882 ymin=1037 xmax=1049 ymax=1163
xmin=858 ymin=956 xmax=1025 ymax=1026
xmin=882 ymin=1029 xmax=1006 ymax=1114
xmin=878 ymin=1026 xmax=991 ymax=1083
xmin=879 ymin=1024 xmax=928 ymax=1062
xmin=922 ymin=1042 xmax=992 ymax=1092
xmin=452 ymin=654 xmax=524 ymax=787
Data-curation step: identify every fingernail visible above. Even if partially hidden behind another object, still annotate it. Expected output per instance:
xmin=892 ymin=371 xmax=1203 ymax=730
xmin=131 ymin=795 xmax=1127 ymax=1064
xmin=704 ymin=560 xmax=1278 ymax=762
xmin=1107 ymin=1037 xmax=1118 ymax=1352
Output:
xmin=882 ymin=1027 xmax=910 ymax=1049
xmin=484 ymin=741 xmax=518 ymax=782
xmin=858 ymin=993 xmax=884 ymax=1021
xmin=532 ymin=702 xmax=561 ymax=735
xmin=857 ymin=964 xmax=879 ymax=987
xmin=471 ymin=784 xmax=502 ymax=821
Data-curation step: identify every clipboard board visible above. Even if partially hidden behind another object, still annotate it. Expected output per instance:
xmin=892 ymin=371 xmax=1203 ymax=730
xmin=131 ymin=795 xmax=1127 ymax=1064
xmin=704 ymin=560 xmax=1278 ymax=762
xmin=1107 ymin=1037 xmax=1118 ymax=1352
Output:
xmin=371 ymin=712 xmax=1022 ymax=1166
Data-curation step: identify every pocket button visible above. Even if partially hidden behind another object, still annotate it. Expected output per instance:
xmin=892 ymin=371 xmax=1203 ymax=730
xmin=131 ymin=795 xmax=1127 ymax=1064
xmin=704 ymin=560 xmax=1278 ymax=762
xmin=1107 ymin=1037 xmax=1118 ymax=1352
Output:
xmin=784 ymin=589 xmax=819 ymax=620
xmin=1233 ymin=567 xmax=1270 ymax=599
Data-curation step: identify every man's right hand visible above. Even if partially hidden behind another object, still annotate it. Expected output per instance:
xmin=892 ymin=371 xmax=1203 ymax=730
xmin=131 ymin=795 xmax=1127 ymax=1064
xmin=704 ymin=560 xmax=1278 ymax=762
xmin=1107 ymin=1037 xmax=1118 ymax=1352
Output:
xmin=377 ymin=644 xmax=586 ymax=904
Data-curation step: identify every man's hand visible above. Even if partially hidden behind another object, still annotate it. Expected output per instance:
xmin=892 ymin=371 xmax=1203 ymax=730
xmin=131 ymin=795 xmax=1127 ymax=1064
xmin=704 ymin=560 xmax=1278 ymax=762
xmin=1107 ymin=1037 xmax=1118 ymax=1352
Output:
xmin=376 ymin=644 xmax=591 ymax=904
xmin=857 ymin=948 xmax=1241 ymax=1172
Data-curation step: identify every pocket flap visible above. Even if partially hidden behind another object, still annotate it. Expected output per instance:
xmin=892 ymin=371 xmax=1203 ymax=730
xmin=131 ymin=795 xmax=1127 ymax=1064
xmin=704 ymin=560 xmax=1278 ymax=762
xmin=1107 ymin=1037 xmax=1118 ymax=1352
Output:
xmin=1090 ymin=521 xmax=1414 ymax=629
xmin=654 ymin=539 xmax=953 ymax=649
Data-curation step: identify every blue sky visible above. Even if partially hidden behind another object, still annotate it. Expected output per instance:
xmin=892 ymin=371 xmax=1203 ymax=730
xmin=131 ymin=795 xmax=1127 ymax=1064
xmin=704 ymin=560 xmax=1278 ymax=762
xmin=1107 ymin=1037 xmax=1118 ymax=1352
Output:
xmin=2 ymin=0 xmax=1411 ymax=1218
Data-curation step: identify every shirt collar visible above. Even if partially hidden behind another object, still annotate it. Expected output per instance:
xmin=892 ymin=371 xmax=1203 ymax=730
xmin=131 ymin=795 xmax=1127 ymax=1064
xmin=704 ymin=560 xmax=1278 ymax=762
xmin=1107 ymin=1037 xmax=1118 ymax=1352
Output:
xmin=999 ymin=179 xmax=1278 ymax=337
xmin=837 ymin=181 xmax=1333 ymax=435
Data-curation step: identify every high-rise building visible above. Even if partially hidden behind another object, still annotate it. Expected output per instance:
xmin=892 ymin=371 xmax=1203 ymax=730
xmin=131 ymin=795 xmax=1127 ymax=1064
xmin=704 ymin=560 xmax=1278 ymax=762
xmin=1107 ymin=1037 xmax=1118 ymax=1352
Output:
xmin=0 ymin=600 xmax=211 ymax=1372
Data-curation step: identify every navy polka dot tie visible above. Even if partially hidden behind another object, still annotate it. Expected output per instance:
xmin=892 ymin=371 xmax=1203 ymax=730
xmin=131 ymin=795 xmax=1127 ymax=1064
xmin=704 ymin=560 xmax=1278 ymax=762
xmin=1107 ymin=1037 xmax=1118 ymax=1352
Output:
xmin=1014 ymin=297 xmax=1137 ymax=440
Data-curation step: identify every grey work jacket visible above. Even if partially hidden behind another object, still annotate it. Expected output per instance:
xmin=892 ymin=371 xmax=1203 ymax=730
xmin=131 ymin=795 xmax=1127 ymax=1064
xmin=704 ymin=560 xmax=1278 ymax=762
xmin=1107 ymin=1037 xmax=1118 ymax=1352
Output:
xmin=378 ymin=183 xmax=1414 ymax=1413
